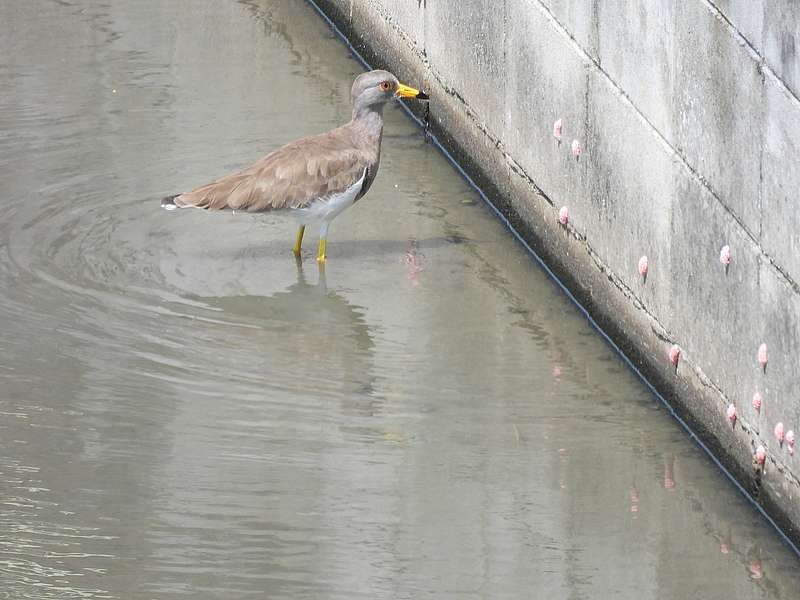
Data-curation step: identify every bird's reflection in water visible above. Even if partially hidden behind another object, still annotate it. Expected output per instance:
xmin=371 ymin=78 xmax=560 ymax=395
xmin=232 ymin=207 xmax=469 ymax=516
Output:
xmin=187 ymin=259 xmax=383 ymax=419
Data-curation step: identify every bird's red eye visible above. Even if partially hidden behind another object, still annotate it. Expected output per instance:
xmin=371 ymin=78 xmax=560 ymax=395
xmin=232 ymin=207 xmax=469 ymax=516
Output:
xmin=380 ymin=81 xmax=391 ymax=91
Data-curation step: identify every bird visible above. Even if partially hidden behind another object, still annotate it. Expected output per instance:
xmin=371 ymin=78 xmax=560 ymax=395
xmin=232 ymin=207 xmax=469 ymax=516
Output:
xmin=161 ymin=69 xmax=429 ymax=263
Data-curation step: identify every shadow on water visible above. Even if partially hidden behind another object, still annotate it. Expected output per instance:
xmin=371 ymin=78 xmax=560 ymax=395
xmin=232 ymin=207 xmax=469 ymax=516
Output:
xmin=184 ymin=259 xmax=383 ymax=416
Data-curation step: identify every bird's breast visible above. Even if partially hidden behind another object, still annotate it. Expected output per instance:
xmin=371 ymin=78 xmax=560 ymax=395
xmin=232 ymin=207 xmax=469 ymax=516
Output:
xmin=292 ymin=169 xmax=367 ymax=223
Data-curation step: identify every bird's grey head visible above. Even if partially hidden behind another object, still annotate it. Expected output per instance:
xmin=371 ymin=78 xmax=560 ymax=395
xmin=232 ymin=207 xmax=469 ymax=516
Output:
xmin=350 ymin=69 xmax=428 ymax=119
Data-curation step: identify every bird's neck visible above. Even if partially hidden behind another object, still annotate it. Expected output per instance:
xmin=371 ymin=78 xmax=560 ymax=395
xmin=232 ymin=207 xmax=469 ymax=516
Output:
xmin=349 ymin=109 xmax=384 ymax=160
xmin=351 ymin=105 xmax=384 ymax=135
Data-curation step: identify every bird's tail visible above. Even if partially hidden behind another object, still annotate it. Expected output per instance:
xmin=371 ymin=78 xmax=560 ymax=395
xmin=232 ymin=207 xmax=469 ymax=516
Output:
xmin=161 ymin=194 xmax=180 ymax=211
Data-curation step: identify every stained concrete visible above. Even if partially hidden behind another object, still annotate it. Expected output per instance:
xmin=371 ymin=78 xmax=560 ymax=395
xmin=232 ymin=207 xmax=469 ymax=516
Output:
xmin=309 ymin=0 xmax=800 ymax=545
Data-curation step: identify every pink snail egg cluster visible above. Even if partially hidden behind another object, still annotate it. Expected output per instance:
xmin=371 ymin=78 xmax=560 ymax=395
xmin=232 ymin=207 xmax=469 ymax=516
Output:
xmin=639 ymin=256 xmax=649 ymax=277
xmin=553 ymin=119 xmax=562 ymax=141
xmin=774 ymin=422 xmax=785 ymax=444
xmin=719 ymin=245 xmax=731 ymax=266
xmin=669 ymin=344 xmax=680 ymax=366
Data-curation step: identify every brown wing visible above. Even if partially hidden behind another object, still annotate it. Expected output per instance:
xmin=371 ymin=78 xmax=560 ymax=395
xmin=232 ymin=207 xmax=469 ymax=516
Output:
xmin=174 ymin=125 xmax=371 ymax=212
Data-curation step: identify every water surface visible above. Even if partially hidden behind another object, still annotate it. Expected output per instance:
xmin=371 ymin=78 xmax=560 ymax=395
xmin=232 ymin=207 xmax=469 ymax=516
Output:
xmin=1 ymin=0 xmax=798 ymax=598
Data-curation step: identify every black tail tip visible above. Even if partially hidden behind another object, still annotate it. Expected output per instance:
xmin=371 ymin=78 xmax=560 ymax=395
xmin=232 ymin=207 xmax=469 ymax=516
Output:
xmin=161 ymin=195 xmax=179 ymax=210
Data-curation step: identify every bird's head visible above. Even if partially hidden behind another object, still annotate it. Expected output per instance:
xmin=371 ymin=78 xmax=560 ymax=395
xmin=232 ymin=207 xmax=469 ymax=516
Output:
xmin=351 ymin=69 xmax=428 ymax=118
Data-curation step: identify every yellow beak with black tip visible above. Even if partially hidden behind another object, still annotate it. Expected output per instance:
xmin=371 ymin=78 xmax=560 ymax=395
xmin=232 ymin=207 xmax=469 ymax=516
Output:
xmin=396 ymin=83 xmax=430 ymax=100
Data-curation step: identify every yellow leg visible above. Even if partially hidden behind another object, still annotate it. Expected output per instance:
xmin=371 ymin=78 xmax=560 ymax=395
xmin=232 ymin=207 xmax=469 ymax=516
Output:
xmin=292 ymin=225 xmax=305 ymax=256
xmin=316 ymin=238 xmax=327 ymax=263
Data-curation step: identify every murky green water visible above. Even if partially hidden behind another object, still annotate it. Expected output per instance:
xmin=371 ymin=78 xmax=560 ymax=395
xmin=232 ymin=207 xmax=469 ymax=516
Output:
xmin=1 ymin=1 xmax=798 ymax=598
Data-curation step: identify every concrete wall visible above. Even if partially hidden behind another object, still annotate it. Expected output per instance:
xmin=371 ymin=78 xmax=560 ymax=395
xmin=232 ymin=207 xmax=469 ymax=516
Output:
xmin=310 ymin=0 xmax=800 ymax=544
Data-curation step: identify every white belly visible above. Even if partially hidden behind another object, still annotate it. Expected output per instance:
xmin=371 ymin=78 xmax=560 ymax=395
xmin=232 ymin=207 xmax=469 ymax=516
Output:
xmin=292 ymin=169 xmax=366 ymax=225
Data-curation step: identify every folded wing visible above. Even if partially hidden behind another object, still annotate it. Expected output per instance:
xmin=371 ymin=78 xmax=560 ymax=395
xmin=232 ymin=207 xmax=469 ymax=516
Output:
xmin=174 ymin=127 xmax=371 ymax=212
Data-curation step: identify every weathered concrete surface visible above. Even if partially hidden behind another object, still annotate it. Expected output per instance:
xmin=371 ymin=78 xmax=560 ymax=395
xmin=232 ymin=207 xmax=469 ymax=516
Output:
xmin=310 ymin=0 xmax=800 ymax=544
